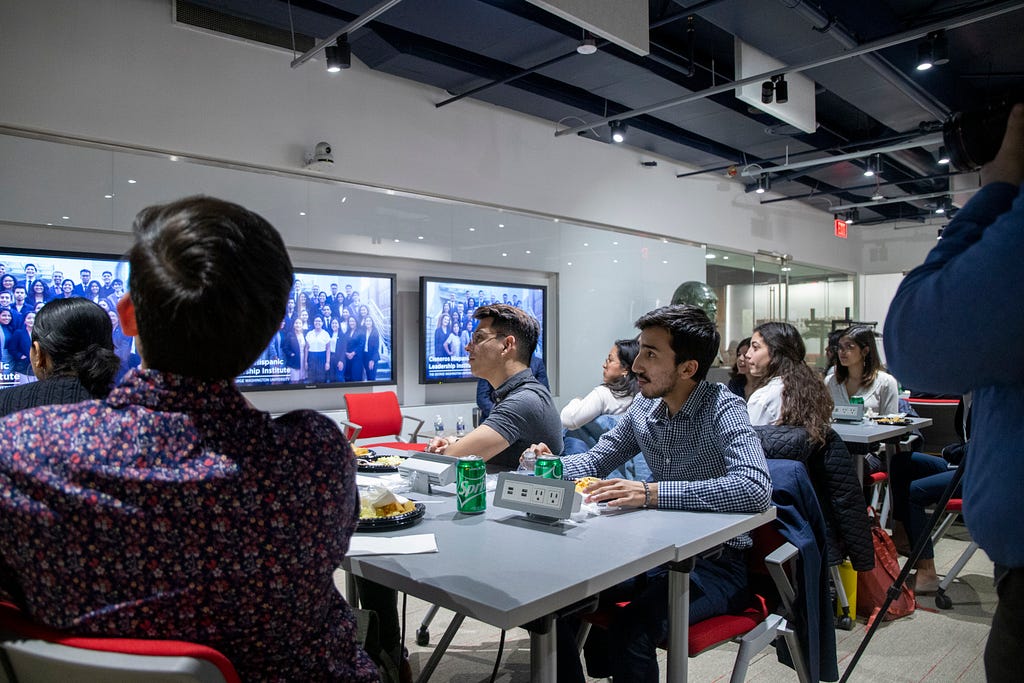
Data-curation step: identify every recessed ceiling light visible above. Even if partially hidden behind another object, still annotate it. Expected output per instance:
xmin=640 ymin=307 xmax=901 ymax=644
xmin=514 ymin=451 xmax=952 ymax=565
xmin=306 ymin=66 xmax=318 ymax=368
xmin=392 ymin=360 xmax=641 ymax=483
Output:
xmin=705 ymin=253 xmax=716 ymax=259
xmin=525 ymin=250 xmax=531 ymax=254
xmin=417 ymin=235 xmax=424 ymax=240
xmin=567 ymin=261 xmax=573 ymax=266
xmin=498 ymin=223 xmax=504 ymax=228
xmin=104 ymin=194 xmax=113 ymax=199
xmin=583 ymin=242 xmax=589 ymax=247
xmin=46 ymin=222 xmax=52 ymax=226
xmin=553 ymin=218 xmax=559 ymax=223
xmin=612 ymin=241 xmax=619 ymax=245
xmin=341 ymin=196 xmax=347 ymax=203
xmin=299 ymin=211 xmax=306 ymax=216
xmin=127 ymin=179 xmax=137 ymax=184
xmin=722 ymin=256 xmax=729 ymax=260
xmin=394 ymin=238 xmax=400 ymax=243
xmin=661 ymin=239 xmax=668 ymax=243
xmin=501 ymin=252 xmax=508 ymax=257
xmin=386 ymin=189 xmax=395 ymax=195
xmin=662 ymin=260 xmax=668 ymax=264
xmin=62 ymin=216 xmax=69 ymax=220
xmin=469 ymin=227 xmax=476 ymax=232
xmin=169 ymin=155 xmax=179 ymax=161
xmin=613 ymin=259 xmax=619 ymax=263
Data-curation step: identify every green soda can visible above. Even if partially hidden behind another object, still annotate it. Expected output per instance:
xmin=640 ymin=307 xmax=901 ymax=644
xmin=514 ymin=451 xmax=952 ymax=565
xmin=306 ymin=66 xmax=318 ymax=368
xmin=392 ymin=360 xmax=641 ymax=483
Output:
xmin=534 ymin=455 xmax=563 ymax=479
xmin=456 ymin=455 xmax=487 ymax=514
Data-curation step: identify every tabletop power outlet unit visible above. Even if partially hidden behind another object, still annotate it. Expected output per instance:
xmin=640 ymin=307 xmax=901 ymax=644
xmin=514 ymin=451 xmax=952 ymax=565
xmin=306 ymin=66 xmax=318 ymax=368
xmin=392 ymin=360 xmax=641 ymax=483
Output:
xmin=398 ymin=452 xmax=456 ymax=494
xmin=832 ymin=404 xmax=865 ymax=423
xmin=493 ymin=472 xmax=581 ymax=522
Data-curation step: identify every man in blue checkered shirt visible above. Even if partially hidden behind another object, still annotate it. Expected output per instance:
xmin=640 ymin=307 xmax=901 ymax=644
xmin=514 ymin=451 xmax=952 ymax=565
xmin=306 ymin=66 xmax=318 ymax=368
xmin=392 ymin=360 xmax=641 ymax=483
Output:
xmin=536 ymin=304 xmax=772 ymax=683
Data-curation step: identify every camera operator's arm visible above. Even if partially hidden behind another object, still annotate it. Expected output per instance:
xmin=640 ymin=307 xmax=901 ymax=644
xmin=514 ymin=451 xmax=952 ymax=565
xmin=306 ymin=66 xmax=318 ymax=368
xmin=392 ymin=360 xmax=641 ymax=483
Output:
xmin=885 ymin=104 xmax=1024 ymax=392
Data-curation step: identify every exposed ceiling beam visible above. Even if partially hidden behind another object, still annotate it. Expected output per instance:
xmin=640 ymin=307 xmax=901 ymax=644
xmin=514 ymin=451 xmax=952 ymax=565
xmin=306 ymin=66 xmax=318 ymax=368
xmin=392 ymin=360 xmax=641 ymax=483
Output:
xmin=289 ymin=0 xmax=404 ymax=68
xmin=554 ymin=1 xmax=1024 ymax=137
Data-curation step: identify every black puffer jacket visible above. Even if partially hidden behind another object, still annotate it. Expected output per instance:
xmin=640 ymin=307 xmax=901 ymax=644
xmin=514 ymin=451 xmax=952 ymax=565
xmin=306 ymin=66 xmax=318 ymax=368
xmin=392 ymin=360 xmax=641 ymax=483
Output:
xmin=754 ymin=425 xmax=875 ymax=571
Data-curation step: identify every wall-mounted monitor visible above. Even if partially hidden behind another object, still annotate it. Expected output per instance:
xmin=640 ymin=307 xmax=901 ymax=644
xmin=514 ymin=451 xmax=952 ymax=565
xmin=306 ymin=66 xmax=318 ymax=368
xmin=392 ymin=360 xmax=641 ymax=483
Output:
xmin=0 ymin=248 xmax=130 ymax=390
xmin=0 ymin=247 xmax=396 ymax=392
xmin=420 ymin=276 xmax=546 ymax=384
xmin=241 ymin=269 xmax=396 ymax=391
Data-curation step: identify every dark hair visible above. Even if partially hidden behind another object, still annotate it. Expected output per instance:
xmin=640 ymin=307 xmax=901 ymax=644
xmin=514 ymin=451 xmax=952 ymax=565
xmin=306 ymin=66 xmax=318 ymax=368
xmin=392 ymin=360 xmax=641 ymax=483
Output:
xmin=753 ymin=321 xmax=833 ymax=444
xmin=634 ymin=305 xmax=719 ymax=382
xmin=834 ymin=325 xmax=882 ymax=387
xmin=730 ymin=336 xmax=752 ymax=378
xmin=474 ymin=303 xmax=539 ymax=364
xmin=128 ymin=196 xmax=293 ymax=379
xmin=605 ymin=337 xmax=640 ymax=399
xmin=31 ymin=298 xmax=120 ymax=398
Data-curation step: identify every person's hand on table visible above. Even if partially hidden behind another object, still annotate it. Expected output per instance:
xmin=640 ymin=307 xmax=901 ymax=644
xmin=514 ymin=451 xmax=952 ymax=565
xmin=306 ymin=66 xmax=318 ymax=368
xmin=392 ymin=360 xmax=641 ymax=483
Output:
xmin=425 ymin=435 xmax=458 ymax=454
xmin=582 ymin=478 xmax=658 ymax=509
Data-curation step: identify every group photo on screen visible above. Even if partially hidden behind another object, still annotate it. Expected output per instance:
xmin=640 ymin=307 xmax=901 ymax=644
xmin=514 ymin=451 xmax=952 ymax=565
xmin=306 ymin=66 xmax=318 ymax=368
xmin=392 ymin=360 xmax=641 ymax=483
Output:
xmin=0 ymin=250 xmax=133 ymax=390
xmin=421 ymin=277 xmax=545 ymax=383
xmin=241 ymin=270 xmax=395 ymax=389
xmin=0 ymin=249 xmax=395 ymax=392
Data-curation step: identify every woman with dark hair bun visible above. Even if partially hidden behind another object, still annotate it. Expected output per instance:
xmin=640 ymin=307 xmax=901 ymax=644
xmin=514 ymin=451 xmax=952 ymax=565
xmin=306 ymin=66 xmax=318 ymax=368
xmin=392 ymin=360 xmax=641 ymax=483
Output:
xmin=560 ymin=337 xmax=640 ymax=430
xmin=744 ymin=321 xmax=834 ymax=445
xmin=727 ymin=337 xmax=762 ymax=401
xmin=0 ymin=297 xmax=121 ymax=417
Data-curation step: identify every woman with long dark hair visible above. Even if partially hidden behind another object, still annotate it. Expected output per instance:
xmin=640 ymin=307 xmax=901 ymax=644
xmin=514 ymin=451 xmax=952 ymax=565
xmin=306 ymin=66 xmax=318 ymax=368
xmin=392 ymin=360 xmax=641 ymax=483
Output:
xmin=826 ymin=325 xmax=899 ymax=415
xmin=745 ymin=321 xmax=833 ymax=445
xmin=358 ymin=316 xmax=381 ymax=381
xmin=560 ymin=337 xmax=640 ymax=430
xmin=0 ymin=298 xmax=120 ymax=417
xmin=8 ymin=311 xmax=35 ymax=383
xmin=28 ymin=280 xmax=50 ymax=309
xmin=433 ymin=313 xmax=451 ymax=359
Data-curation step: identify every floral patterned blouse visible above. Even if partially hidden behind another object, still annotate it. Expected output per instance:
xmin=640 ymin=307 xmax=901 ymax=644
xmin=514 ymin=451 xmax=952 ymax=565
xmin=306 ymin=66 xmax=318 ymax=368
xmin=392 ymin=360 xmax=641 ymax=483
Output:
xmin=0 ymin=369 xmax=377 ymax=682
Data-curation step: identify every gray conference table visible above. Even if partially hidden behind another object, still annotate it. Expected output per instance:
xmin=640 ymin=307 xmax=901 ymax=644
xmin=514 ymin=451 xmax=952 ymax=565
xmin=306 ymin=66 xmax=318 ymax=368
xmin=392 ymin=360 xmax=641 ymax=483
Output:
xmin=831 ymin=416 xmax=932 ymax=523
xmin=342 ymin=477 xmax=775 ymax=683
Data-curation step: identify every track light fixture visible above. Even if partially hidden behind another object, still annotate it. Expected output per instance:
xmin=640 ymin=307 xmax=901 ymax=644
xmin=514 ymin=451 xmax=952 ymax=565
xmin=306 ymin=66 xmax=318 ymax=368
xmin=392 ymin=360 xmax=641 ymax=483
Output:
xmin=935 ymin=197 xmax=952 ymax=214
xmin=325 ymin=35 xmax=351 ymax=73
xmin=609 ymin=120 xmax=627 ymax=143
xmin=577 ymin=32 xmax=598 ymax=55
xmin=863 ymin=154 xmax=879 ymax=177
xmin=916 ymin=31 xmax=949 ymax=72
xmin=760 ymin=75 xmax=789 ymax=105
xmin=845 ymin=208 xmax=860 ymax=225
xmin=772 ymin=75 xmax=788 ymax=104
xmin=755 ymin=175 xmax=770 ymax=194
xmin=937 ymin=146 xmax=950 ymax=165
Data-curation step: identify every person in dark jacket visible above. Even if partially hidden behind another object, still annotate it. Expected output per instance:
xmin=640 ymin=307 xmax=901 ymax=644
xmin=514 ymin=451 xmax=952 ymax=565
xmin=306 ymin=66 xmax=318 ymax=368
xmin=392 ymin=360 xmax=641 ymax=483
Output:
xmin=0 ymin=298 xmax=120 ymax=417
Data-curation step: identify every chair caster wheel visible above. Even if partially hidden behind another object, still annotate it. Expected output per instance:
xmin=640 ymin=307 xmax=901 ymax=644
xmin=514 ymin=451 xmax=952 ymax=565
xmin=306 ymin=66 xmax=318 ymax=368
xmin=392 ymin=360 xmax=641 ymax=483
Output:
xmin=415 ymin=628 xmax=430 ymax=646
xmin=836 ymin=615 xmax=854 ymax=631
xmin=935 ymin=592 xmax=952 ymax=610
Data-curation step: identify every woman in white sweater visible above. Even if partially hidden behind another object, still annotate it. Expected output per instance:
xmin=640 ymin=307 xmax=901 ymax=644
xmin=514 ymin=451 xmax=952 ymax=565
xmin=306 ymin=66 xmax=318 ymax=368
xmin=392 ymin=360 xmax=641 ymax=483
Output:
xmin=825 ymin=325 xmax=899 ymax=415
xmin=560 ymin=338 xmax=639 ymax=430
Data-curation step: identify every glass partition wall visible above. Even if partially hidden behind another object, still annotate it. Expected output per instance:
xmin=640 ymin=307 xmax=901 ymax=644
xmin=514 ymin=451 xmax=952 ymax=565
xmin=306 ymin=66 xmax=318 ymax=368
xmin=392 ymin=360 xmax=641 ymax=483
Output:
xmin=706 ymin=247 xmax=854 ymax=371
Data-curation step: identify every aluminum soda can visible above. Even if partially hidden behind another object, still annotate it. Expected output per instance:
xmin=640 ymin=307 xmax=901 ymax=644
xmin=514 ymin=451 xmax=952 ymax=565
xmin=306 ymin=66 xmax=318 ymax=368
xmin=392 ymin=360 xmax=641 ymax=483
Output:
xmin=456 ymin=455 xmax=487 ymax=514
xmin=534 ymin=455 xmax=563 ymax=479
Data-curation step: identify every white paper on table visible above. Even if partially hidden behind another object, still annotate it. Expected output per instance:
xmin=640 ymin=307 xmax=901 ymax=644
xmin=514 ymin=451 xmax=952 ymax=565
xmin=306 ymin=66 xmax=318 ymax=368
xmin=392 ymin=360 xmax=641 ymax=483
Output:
xmin=348 ymin=533 xmax=438 ymax=556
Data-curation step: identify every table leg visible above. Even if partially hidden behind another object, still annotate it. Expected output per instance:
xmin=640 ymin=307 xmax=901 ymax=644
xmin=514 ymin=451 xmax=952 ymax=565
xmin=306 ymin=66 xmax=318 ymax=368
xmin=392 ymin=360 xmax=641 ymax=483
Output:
xmin=667 ymin=562 xmax=691 ymax=683
xmin=415 ymin=612 xmax=465 ymax=683
xmin=528 ymin=614 xmax=557 ymax=683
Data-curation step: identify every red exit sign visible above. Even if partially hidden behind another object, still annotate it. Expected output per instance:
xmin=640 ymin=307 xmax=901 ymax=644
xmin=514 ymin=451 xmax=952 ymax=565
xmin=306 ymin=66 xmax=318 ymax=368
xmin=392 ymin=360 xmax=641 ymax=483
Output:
xmin=834 ymin=218 xmax=848 ymax=239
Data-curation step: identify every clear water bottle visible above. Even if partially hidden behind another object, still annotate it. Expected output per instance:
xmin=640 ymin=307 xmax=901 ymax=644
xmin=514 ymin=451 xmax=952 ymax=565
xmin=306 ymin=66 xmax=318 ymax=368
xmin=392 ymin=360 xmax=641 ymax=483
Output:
xmin=456 ymin=416 xmax=466 ymax=437
xmin=433 ymin=414 xmax=445 ymax=437
xmin=517 ymin=448 xmax=538 ymax=474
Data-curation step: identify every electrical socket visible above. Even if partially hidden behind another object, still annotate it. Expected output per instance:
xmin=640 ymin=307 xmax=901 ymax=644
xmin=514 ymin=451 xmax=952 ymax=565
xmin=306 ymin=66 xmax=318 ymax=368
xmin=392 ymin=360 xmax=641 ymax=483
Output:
xmin=493 ymin=472 xmax=579 ymax=520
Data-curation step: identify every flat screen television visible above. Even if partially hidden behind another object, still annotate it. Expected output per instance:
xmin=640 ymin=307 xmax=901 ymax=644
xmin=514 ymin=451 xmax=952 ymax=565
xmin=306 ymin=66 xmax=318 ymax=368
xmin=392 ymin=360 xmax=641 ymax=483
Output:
xmin=420 ymin=276 xmax=547 ymax=384
xmin=0 ymin=247 xmax=396 ymax=391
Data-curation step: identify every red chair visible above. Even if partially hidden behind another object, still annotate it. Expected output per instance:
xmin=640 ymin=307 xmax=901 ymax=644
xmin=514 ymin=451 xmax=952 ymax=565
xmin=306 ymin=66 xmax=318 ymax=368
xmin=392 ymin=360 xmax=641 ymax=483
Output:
xmin=0 ymin=602 xmax=240 ymax=683
xmin=579 ymin=523 xmax=810 ymax=683
xmin=342 ymin=390 xmax=426 ymax=451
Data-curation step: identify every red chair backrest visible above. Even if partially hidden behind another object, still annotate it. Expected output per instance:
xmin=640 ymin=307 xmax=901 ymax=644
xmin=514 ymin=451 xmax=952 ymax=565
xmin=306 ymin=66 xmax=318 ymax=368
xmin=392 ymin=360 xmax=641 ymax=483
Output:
xmin=344 ymin=391 xmax=402 ymax=440
xmin=0 ymin=602 xmax=241 ymax=683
